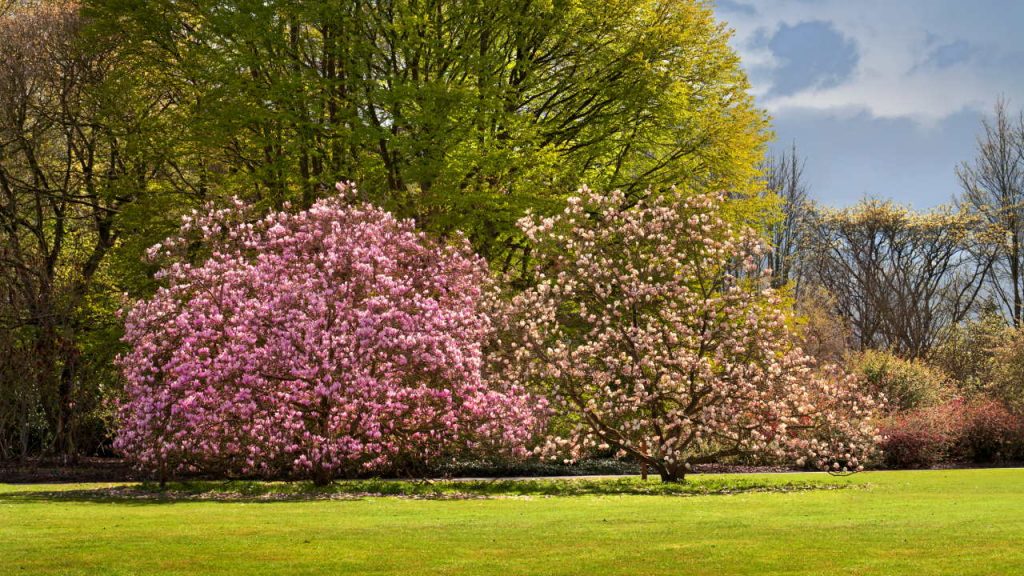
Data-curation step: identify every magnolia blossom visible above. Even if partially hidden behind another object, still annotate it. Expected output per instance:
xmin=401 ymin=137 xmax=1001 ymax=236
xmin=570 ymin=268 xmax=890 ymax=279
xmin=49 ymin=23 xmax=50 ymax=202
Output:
xmin=116 ymin=183 xmax=540 ymax=484
xmin=491 ymin=186 xmax=880 ymax=481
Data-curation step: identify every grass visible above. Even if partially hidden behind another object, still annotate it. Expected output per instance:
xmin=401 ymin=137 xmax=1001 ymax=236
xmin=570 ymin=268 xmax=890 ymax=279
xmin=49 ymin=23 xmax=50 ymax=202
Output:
xmin=2 ymin=468 xmax=1022 ymax=575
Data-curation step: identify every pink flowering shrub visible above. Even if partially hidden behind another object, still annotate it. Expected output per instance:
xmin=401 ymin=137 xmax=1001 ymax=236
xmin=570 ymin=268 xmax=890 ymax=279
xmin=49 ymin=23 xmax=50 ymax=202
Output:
xmin=491 ymin=186 xmax=881 ymax=481
xmin=116 ymin=183 xmax=540 ymax=485
xmin=880 ymin=398 xmax=1024 ymax=467
xmin=877 ymin=403 xmax=958 ymax=468
xmin=953 ymin=398 xmax=1024 ymax=463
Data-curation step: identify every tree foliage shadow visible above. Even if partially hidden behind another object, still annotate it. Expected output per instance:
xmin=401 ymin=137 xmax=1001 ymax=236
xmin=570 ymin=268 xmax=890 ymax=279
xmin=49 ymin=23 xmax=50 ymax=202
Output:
xmin=0 ymin=476 xmax=858 ymax=505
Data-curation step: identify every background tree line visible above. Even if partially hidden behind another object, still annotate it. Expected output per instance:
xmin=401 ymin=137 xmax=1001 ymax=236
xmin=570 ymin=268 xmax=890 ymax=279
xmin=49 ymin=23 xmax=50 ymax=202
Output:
xmin=762 ymin=101 xmax=1024 ymax=466
xmin=3 ymin=0 xmax=1023 ymax=467
xmin=0 ymin=0 xmax=769 ymax=461
xmin=766 ymin=98 xmax=1024 ymax=363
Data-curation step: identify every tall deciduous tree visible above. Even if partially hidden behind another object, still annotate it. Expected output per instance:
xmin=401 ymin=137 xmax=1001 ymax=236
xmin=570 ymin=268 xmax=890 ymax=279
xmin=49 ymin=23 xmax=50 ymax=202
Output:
xmin=957 ymin=99 xmax=1024 ymax=326
xmin=762 ymin=142 xmax=810 ymax=289
xmin=804 ymin=201 xmax=990 ymax=359
xmin=84 ymin=0 xmax=769 ymax=262
xmin=0 ymin=1 xmax=174 ymax=459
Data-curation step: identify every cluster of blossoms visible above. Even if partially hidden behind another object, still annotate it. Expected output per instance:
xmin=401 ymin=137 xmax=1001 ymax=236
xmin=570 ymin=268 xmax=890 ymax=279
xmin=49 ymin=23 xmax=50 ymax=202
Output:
xmin=116 ymin=183 xmax=541 ymax=484
xmin=490 ymin=186 xmax=880 ymax=481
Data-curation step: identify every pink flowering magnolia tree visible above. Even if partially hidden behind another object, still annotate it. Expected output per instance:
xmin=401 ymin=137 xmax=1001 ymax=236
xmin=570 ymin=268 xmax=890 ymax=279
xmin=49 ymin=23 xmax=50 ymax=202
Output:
xmin=491 ymin=186 xmax=880 ymax=481
xmin=116 ymin=183 xmax=540 ymax=485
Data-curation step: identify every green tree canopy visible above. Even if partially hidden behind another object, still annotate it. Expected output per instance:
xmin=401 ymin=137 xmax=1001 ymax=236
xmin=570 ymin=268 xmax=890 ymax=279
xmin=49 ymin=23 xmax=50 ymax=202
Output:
xmin=85 ymin=0 xmax=768 ymax=262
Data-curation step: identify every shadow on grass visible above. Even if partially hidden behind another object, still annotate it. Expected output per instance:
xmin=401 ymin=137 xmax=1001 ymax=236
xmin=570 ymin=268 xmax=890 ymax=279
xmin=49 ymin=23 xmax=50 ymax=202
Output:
xmin=0 ymin=476 xmax=859 ymax=505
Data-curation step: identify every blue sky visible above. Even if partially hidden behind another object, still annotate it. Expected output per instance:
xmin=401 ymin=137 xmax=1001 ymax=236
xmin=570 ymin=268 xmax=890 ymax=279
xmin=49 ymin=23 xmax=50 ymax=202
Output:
xmin=713 ymin=0 xmax=1024 ymax=208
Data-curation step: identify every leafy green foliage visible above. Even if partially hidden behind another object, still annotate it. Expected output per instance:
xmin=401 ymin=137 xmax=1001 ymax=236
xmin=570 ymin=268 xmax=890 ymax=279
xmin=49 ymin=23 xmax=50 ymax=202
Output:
xmin=3 ymin=0 xmax=770 ymax=460
xmin=0 ymin=3 xmax=183 ymax=457
xmin=84 ymin=0 xmax=769 ymax=262
xmin=930 ymin=311 xmax=1012 ymax=395
xmin=851 ymin=350 xmax=953 ymax=412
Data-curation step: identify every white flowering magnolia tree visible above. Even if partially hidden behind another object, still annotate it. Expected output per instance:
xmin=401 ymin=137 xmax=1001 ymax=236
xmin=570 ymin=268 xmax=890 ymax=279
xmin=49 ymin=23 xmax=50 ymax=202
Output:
xmin=490 ymin=186 xmax=880 ymax=481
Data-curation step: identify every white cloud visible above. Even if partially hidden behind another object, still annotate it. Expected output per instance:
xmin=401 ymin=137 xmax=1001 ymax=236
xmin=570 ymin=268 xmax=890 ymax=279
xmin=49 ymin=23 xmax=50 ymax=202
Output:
xmin=717 ymin=0 xmax=1024 ymax=121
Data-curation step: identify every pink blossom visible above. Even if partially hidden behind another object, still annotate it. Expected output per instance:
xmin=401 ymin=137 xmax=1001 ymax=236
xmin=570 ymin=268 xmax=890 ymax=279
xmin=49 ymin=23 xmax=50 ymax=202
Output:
xmin=116 ymin=184 xmax=541 ymax=484
xmin=489 ymin=186 xmax=880 ymax=481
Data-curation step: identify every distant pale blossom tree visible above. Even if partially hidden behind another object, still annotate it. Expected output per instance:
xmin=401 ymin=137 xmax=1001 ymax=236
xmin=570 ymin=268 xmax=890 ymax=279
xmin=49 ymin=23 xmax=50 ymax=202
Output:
xmin=116 ymin=183 xmax=541 ymax=485
xmin=491 ymin=186 xmax=880 ymax=481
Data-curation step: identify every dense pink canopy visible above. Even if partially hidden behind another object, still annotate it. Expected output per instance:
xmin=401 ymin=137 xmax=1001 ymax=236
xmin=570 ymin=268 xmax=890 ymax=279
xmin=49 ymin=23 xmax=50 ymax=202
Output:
xmin=116 ymin=183 xmax=540 ymax=483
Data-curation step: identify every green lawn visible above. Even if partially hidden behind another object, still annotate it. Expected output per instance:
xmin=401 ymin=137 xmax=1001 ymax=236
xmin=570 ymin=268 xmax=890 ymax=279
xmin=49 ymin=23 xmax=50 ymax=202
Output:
xmin=2 ymin=468 xmax=1023 ymax=575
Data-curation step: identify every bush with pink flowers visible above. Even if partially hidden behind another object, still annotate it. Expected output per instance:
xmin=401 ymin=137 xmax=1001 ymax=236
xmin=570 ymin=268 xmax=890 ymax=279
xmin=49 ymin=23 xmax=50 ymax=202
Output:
xmin=953 ymin=399 xmax=1024 ymax=463
xmin=116 ymin=183 xmax=541 ymax=485
xmin=878 ymin=403 xmax=958 ymax=468
xmin=880 ymin=397 xmax=1024 ymax=468
xmin=490 ymin=186 xmax=881 ymax=481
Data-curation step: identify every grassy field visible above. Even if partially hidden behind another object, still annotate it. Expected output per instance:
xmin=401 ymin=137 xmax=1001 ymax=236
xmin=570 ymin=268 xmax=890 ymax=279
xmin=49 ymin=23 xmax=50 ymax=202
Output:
xmin=2 ymin=468 xmax=1023 ymax=575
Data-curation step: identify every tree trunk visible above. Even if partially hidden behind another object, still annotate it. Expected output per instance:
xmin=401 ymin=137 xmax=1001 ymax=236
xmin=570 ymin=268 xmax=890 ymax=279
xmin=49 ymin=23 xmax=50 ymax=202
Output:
xmin=659 ymin=470 xmax=685 ymax=483
xmin=34 ymin=324 xmax=61 ymax=456
xmin=54 ymin=344 xmax=79 ymax=462
xmin=639 ymin=438 xmax=648 ymax=480
xmin=655 ymin=461 xmax=686 ymax=483
xmin=312 ymin=465 xmax=333 ymax=487
xmin=1013 ymin=233 xmax=1022 ymax=327
xmin=18 ymin=404 xmax=29 ymax=463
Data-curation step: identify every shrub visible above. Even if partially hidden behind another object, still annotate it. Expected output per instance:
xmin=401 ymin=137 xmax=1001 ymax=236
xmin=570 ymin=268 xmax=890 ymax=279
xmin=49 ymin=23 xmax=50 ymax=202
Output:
xmin=116 ymin=183 xmax=541 ymax=485
xmin=851 ymin=350 xmax=952 ymax=412
xmin=878 ymin=404 xmax=958 ymax=468
xmin=491 ymin=186 xmax=880 ymax=482
xmin=953 ymin=398 xmax=1024 ymax=463
xmin=879 ymin=397 xmax=1024 ymax=468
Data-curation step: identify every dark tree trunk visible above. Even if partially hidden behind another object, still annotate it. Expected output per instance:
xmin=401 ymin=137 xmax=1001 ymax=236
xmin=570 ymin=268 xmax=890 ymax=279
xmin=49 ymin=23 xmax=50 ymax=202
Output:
xmin=54 ymin=344 xmax=79 ymax=462
xmin=658 ymin=468 xmax=686 ymax=483
xmin=1013 ymin=233 xmax=1022 ymax=327
xmin=18 ymin=406 xmax=29 ymax=463
xmin=312 ymin=466 xmax=333 ymax=487
xmin=652 ymin=459 xmax=686 ymax=483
